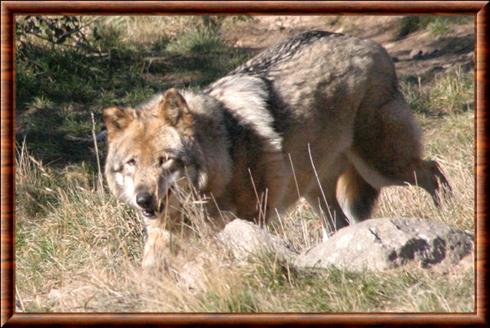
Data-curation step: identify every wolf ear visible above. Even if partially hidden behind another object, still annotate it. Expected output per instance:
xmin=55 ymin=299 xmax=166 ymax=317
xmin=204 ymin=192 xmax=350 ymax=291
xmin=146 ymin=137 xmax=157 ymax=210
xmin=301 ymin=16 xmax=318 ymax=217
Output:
xmin=159 ymin=88 xmax=191 ymax=127
xmin=103 ymin=107 xmax=134 ymax=140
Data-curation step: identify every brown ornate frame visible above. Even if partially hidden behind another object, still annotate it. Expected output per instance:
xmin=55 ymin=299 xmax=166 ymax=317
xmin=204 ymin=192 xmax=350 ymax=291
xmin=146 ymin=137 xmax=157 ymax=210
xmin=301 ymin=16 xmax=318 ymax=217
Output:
xmin=1 ymin=1 xmax=488 ymax=326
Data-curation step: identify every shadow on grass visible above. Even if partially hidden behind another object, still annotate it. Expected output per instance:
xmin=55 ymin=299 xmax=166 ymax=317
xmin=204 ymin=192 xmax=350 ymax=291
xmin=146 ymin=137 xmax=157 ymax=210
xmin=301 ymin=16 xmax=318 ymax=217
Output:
xmin=15 ymin=29 xmax=254 ymax=168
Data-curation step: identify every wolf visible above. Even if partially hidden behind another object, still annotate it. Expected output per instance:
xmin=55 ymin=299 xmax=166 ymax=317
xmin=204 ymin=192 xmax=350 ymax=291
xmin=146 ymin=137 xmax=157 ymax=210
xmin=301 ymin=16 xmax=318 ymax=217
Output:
xmin=103 ymin=31 xmax=450 ymax=267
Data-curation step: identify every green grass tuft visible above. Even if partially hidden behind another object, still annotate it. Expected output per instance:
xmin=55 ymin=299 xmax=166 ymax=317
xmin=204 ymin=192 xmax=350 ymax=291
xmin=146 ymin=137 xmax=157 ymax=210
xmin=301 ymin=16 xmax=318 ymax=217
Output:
xmin=400 ymin=66 xmax=473 ymax=117
xmin=397 ymin=16 xmax=472 ymax=39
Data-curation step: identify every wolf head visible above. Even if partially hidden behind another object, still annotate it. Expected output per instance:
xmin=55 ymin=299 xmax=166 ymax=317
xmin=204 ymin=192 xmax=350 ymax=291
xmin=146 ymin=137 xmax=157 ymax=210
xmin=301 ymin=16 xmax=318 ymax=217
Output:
xmin=103 ymin=88 xmax=209 ymax=223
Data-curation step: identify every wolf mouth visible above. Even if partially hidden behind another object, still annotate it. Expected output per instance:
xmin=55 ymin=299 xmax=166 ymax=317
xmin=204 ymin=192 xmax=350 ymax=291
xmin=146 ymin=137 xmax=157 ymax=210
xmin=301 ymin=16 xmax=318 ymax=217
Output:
xmin=140 ymin=188 xmax=173 ymax=219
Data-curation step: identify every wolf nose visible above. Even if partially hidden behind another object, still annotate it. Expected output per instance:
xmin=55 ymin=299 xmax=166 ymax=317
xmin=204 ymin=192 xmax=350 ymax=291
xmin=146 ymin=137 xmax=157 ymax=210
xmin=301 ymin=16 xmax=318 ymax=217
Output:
xmin=136 ymin=192 xmax=153 ymax=209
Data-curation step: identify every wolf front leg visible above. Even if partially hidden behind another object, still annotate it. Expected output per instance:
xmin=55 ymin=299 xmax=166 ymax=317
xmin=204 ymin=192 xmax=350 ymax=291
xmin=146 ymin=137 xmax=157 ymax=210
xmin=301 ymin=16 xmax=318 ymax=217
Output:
xmin=142 ymin=226 xmax=178 ymax=270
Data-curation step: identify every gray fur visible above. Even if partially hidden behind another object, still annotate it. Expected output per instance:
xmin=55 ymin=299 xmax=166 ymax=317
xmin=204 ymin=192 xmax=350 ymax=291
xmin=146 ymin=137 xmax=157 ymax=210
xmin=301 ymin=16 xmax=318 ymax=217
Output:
xmin=104 ymin=31 xmax=451 ymax=267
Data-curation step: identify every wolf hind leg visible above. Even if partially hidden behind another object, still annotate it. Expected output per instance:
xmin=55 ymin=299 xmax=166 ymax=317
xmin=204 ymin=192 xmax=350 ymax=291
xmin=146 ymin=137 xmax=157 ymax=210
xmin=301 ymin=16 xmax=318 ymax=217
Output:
xmin=346 ymin=151 xmax=451 ymax=208
xmin=408 ymin=160 xmax=452 ymax=207
xmin=336 ymin=164 xmax=380 ymax=223
xmin=352 ymin=94 xmax=451 ymax=207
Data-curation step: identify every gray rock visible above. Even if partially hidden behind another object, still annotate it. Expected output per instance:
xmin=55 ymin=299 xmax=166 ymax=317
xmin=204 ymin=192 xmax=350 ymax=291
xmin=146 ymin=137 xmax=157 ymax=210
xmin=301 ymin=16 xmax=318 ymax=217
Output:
xmin=217 ymin=219 xmax=297 ymax=262
xmin=294 ymin=218 xmax=473 ymax=271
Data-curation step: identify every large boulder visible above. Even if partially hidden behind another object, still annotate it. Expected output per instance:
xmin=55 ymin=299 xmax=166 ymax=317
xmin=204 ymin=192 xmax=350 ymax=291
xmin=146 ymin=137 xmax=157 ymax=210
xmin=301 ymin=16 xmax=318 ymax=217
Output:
xmin=294 ymin=218 xmax=473 ymax=271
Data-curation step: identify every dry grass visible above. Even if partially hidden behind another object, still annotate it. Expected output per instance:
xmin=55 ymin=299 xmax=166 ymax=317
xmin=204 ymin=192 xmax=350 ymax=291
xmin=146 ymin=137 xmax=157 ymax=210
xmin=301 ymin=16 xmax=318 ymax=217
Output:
xmin=85 ymin=16 xmax=205 ymax=46
xmin=93 ymin=16 xmax=242 ymax=46
xmin=15 ymin=107 xmax=475 ymax=312
xmin=15 ymin=16 xmax=475 ymax=313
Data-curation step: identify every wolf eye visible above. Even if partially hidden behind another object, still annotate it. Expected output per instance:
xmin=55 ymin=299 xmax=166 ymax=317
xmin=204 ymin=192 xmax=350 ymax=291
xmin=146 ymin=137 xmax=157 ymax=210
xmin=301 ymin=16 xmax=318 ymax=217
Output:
xmin=126 ymin=158 xmax=136 ymax=166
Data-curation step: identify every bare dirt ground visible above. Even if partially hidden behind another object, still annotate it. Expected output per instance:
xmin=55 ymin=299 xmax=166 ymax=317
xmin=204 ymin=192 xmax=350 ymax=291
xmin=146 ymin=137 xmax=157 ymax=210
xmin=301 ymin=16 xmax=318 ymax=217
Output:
xmin=221 ymin=16 xmax=474 ymax=80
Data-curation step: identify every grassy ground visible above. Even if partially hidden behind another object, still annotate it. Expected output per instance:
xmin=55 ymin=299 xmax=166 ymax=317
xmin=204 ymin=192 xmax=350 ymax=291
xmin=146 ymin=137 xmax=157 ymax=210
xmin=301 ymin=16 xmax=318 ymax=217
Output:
xmin=15 ymin=16 xmax=474 ymax=312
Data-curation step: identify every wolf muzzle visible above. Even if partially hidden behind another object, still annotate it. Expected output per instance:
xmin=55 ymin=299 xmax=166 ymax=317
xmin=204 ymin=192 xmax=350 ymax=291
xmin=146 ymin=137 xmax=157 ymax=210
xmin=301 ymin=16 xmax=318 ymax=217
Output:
xmin=136 ymin=191 xmax=157 ymax=218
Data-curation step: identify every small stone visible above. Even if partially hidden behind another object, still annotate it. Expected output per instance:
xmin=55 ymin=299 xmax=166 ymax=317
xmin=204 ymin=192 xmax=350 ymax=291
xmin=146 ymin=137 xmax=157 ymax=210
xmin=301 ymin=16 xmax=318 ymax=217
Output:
xmin=217 ymin=219 xmax=297 ymax=262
